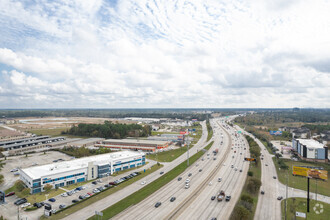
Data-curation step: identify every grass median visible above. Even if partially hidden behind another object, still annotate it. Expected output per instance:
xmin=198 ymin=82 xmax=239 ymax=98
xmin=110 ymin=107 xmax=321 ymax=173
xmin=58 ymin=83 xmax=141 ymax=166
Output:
xmin=281 ymin=197 xmax=329 ymax=220
xmin=272 ymin=158 xmax=330 ymax=197
xmin=42 ymin=164 xmax=163 ymax=220
xmin=230 ymin=136 xmax=262 ymax=220
xmin=89 ymin=141 xmax=214 ymax=219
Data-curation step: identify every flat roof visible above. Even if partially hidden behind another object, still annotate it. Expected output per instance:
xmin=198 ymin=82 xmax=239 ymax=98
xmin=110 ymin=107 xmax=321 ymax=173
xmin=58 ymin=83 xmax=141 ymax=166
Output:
xmin=2 ymin=137 xmax=66 ymax=149
xmin=21 ymin=151 xmax=144 ymax=179
xmin=0 ymin=136 xmax=50 ymax=146
xmin=297 ymin=139 xmax=325 ymax=149
xmin=103 ymin=139 xmax=168 ymax=145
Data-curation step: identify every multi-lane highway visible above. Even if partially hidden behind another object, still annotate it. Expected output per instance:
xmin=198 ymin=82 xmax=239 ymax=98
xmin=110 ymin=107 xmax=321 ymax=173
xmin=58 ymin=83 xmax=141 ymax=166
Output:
xmin=62 ymin=121 xmax=209 ymax=220
xmin=113 ymin=118 xmax=250 ymax=220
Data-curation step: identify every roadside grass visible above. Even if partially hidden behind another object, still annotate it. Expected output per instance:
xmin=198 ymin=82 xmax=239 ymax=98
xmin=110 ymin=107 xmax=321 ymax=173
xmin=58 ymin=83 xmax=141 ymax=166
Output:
xmin=281 ymin=197 xmax=329 ymax=220
xmin=42 ymin=164 xmax=163 ymax=220
xmin=28 ymin=128 xmax=89 ymax=139
xmin=112 ymin=162 xmax=149 ymax=177
xmin=88 ymin=141 xmax=214 ymax=220
xmin=206 ymin=121 xmax=213 ymax=142
xmin=230 ymin=136 xmax=262 ymax=220
xmin=272 ymin=158 xmax=330 ymax=197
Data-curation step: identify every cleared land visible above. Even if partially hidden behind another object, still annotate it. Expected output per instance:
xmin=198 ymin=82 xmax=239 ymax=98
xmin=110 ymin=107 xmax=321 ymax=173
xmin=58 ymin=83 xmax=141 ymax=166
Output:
xmin=281 ymin=197 xmax=329 ymax=220
xmin=273 ymin=158 xmax=330 ymax=197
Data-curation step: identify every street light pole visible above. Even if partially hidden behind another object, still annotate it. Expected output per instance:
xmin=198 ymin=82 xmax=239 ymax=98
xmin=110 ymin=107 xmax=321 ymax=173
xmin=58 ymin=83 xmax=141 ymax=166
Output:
xmin=187 ymin=129 xmax=189 ymax=167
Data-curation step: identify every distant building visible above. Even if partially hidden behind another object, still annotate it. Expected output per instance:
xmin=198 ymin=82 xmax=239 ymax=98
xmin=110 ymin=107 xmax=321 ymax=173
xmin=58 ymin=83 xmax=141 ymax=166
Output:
xmin=292 ymin=138 xmax=328 ymax=162
xmin=292 ymin=128 xmax=311 ymax=139
xmin=95 ymin=139 xmax=169 ymax=152
xmin=20 ymin=151 xmax=145 ymax=194
xmin=279 ymin=126 xmax=298 ymax=132
xmin=0 ymin=136 xmax=65 ymax=151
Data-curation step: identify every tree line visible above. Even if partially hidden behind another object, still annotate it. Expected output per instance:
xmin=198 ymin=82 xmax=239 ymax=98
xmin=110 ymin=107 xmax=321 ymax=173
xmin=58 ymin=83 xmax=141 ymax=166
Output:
xmin=62 ymin=121 xmax=151 ymax=139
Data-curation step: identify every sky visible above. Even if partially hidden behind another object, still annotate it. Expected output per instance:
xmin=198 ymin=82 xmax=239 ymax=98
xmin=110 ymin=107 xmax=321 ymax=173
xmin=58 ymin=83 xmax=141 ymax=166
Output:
xmin=0 ymin=0 xmax=329 ymax=109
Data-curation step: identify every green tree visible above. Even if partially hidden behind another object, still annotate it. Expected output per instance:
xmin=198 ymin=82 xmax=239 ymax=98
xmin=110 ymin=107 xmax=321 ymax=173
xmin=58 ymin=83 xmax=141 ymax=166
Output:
xmin=44 ymin=184 xmax=52 ymax=193
xmin=247 ymin=177 xmax=262 ymax=194
xmin=14 ymin=180 xmax=26 ymax=192
xmin=247 ymin=171 xmax=253 ymax=177
xmin=21 ymin=188 xmax=30 ymax=197
xmin=230 ymin=205 xmax=250 ymax=220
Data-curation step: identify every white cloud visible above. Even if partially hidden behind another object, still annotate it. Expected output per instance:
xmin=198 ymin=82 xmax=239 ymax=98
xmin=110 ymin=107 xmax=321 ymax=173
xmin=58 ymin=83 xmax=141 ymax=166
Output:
xmin=0 ymin=0 xmax=329 ymax=108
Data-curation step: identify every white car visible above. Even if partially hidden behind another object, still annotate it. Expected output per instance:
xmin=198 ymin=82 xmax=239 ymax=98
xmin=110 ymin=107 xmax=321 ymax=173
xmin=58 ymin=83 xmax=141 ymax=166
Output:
xmin=185 ymin=184 xmax=190 ymax=189
xmin=20 ymin=203 xmax=31 ymax=208
xmin=185 ymin=179 xmax=190 ymax=183
xmin=61 ymin=193 xmax=68 ymax=197
xmin=218 ymin=178 xmax=222 ymax=182
xmin=141 ymin=181 xmax=146 ymax=185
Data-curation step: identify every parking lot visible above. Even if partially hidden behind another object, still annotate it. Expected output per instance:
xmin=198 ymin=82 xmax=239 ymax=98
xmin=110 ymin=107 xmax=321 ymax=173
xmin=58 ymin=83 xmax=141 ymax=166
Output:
xmin=0 ymin=151 xmax=73 ymax=192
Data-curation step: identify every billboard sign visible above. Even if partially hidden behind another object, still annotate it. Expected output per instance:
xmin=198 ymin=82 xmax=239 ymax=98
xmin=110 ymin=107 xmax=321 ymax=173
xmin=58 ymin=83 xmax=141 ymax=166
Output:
xmin=292 ymin=166 xmax=328 ymax=180
xmin=244 ymin=157 xmax=256 ymax=161
xmin=269 ymin=131 xmax=282 ymax=136
xmin=192 ymin=119 xmax=197 ymax=122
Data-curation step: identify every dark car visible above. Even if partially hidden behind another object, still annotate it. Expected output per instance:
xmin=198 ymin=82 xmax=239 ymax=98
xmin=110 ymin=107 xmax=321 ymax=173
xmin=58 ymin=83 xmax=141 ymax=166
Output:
xmin=5 ymin=192 xmax=15 ymax=197
xmin=277 ymin=196 xmax=283 ymax=200
xmin=155 ymin=202 xmax=161 ymax=208
xmin=199 ymin=169 xmax=202 ymax=172
xmin=59 ymin=204 xmax=66 ymax=209
xmin=211 ymin=196 xmax=216 ymax=200
xmin=261 ymin=190 xmax=265 ymax=195
xmin=188 ymin=173 xmax=192 ymax=177
xmin=40 ymin=202 xmax=45 ymax=206
xmin=72 ymin=199 xmax=79 ymax=203
xmin=33 ymin=202 xmax=42 ymax=208
xmin=48 ymin=198 xmax=56 ymax=202
xmin=92 ymin=181 xmax=98 ymax=185
xmin=79 ymin=195 xmax=85 ymax=200
xmin=170 ymin=197 xmax=176 ymax=202
xmin=109 ymin=182 xmax=116 ymax=185
xmin=14 ymin=198 xmax=27 ymax=205
xmin=273 ymin=176 xmax=277 ymax=179
xmin=160 ymin=171 xmax=164 ymax=175
xmin=177 ymin=177 xmax=182 ymax=181
xmin=211 ymin=218 xmax=217 ymax=220
xmin=104 ymin=184 xmax=110 ymax=188
xmin=225 ymin=196 xmax=231 ymax=201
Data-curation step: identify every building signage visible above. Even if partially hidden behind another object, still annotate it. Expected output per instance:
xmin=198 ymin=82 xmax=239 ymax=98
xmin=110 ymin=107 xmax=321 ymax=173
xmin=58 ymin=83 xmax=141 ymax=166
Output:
xmin=115 ymin=161 xmax=121 ymax=164
xmin=269 ymin=131 xmax=282 ymax=136
xmin=192 ymin=119 xmax=197 ymax=122
xmin=292 ymin=166 xmax=328 ymax=180
xmin=244 ymin=157 xmax=256 ymax=161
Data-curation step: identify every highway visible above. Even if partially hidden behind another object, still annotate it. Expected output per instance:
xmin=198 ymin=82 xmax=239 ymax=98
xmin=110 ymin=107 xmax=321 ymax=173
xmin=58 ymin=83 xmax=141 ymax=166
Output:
xmin=62 ymin=121 xmax=209 ymax=220
xmin=113 ymin=117 xmax=250 ymax=220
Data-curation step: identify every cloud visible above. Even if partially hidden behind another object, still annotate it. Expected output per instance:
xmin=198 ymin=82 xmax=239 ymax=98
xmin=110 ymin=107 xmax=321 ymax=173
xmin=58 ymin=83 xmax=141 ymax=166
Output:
xmin=0 ymin=0 xmax=329 ymax=108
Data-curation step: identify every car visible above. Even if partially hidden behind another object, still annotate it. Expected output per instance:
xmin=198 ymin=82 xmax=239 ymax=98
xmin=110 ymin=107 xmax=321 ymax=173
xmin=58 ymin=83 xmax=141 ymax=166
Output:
xmin=141 ymin=181 xmax=146 ymax=185
xmin=170 ymin=197 xmax=176 ymax=202
xmin=92 ymin=181 xmax=97 ymax=185
xmin=61 ymin=193 xmax=68 ymax=197
xmin=188 ymin=173 xmax=192 ymax=177
xmin=261 ymin=190 xmax=265 ymax=195
xmin=87 ymin=192 xmax=94 ymax=196
xmin=160 ymin=171 xmax=164 ymax=175
xmin=59 ymin=204 xmax=66 ymax=209
xmin=202 ymin=158 xmax=204 ymax=161
xmin=40 ymin=202 xmax=45 ymax=206
xmin=79 ymin=195 xmax=85 ymax=200
xmin=14 ymin=198 xmax=27 ymax=205
xmin=33 ymin=202 xmax=42 ymax=208
xmin=231 ymin=165 xmax=234 ymax=168
xmin=239 ymin=169 xmax=242 ymax=172
xmin=185 ymin=184 xmax=190 ymax=189
xmin=211 ymin=196 xmax=216 ymax=200
xmin=232 ymin=156 xmax=234 ymax=158
xmin=225 ymin=196 xmax=231 ymax=201
xmin=66 ymin=191 xmax=73 ymax=196
xmin=84 ymin=194 xmax=90 ymax=198
xmin=199 ymin=169 xmax=202 ymax=172
xmin=211 ymin=218 xmax=217 ymax=220
xmin=20 ymin=203 xmax=31 ymax=208
xmin=213 ymin=158 xmax=216 ymax=160
xmin=5 ymin=192 xmax=15 ymax=197
xmin=185 ymin=179 xmax=190 ymax=183
xmin=10 ymin=168 xmax=18 ymax=172
xmin=273 ymin=176 xmax=277 ymax=179
xmin=155 ymin=202 xmax=161 ymax=208
xmin=177 ymin=177 xmax=182 ymax=181
xmin=277 ymin=196 xmax=283 ymax=200
xmin=265 ymin=164 xmax=268 ymax=166
xmin=98 ymin=187 xmax=104 ymax=191
xmin=109 ymin=182 xmax=116 ymax=185
xmin=75 ymin=187 xmax=82 ymax=191
xmin=104 ymin=184 xmax=110 ymax=188
xmin=51 ymin=209 xmax=57 ymax=214
xmin=218 ymin=178 xmax=222 ymax=182
xmin=234 ymin=168 xmax=237 ymax=171
xmin=72 ymin=199 xmax=79 ymax=203
xmin=48 ymin=198 xmax=56 ymax=202
xmin=32 ymin=162 xmax=38 ymax=166
xmin=53 ymin=160 xmax=58 ymax=162
xmin=93 ymin=189 xmax=100 ymax=193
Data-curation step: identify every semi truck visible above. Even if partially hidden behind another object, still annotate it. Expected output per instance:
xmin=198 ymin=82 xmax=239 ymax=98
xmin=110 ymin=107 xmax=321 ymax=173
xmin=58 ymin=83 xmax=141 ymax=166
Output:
xmin=217 ymin=190 xmax=225 ymax=201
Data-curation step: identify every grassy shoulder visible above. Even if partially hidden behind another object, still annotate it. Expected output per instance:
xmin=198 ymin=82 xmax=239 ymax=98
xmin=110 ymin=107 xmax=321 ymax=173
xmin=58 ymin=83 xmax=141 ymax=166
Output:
xmin=281 ymin=197 xmax=330 ymax=220
xmin=42 ymin=164 xmax=163 ymax=220
xmin=89 ymin=141 xmax=214 ymax=220
xmin=230 ymin=136 xmax=262 ymax=220
xmin=272 ymin=158 xmax=330 ymax=197
xmin=206 ymin=120 xmax=213 ymax=142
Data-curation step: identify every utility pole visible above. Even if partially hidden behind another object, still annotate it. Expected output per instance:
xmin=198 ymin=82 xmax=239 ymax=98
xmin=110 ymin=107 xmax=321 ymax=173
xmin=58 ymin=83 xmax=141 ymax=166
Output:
xmin=285 ymin=171 xmax=288 ymax=220
xmin=316 ymin=179 xmax=318 ymax=202
xmin=187 ymin=127 xmax=189 ymax=167
xmin=307 ymin=177 xmax=310 ymax=212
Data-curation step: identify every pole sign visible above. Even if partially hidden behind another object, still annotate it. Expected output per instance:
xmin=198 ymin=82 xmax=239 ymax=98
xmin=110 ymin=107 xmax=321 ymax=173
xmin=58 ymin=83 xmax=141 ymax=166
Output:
xmin=244 ymin=157 xmax=256 ymax=162
xmin=269 ymin=131 xmax=282 ymax=136
xmin=292 ymin=166 xmax=328 ymax=180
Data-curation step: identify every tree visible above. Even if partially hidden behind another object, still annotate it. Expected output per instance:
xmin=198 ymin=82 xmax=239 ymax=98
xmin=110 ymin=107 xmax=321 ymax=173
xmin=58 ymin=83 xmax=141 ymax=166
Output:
xmin=247 ymin=177 xmax=262 ymax=194
xmin=230 ymin=205 xmax=250 ymax=220
xmin=44 ymin=184 xmax=52 ymax=193
xmin=14 ymin=180 xmax=26 ymax=192
xmin=247 ymin=171 xmax=253 ymax=177
xmin=21 ymin=188 xmax=30 ymax=197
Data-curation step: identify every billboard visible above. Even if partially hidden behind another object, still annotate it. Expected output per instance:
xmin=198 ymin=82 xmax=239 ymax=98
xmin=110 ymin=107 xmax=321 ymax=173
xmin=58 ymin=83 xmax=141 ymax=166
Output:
xmin=244 ymin=157 xmax=256 ymax=161
xmin=269 ymin=131 xmax=282 ymax=135
xmin=292 ymin=166 xmax=328 ymax=180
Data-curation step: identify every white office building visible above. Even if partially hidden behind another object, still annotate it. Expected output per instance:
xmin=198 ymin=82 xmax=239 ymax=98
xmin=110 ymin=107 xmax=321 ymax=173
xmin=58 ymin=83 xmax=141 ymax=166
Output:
xmin=20 ymin=151 xmax=145 ymax=194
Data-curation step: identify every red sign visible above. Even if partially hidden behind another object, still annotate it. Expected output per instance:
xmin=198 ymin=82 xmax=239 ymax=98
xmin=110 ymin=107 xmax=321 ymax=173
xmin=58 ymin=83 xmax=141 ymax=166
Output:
xmin=180 ymin=131 xmax=187 ymax=135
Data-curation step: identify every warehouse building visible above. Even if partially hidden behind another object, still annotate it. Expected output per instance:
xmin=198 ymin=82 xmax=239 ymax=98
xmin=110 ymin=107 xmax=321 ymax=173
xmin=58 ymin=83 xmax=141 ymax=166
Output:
xmin=95 ymin=139 xmax=169 ymax=152
xmin=292 ymin=138 xmax=328 ymax=162
xmin=19 ymin=151 xmax=145 ymax=194
xmin=0 ymin=136 xmax=65 ymax=151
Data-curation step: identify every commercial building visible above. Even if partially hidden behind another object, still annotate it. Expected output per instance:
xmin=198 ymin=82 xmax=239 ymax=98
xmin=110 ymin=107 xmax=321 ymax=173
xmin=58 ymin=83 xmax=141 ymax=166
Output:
xmin=148 ymin=134 xmax=182 ymax=143
xmin=0 ymin=136 xmax=65 ymax=151
xmin=95 ymin=139 xmax=169 ymax=152
xmin=292 ymin=138 xmax=328 ymax=162
xmin=20 ymin=151 xmax=145 ymax=194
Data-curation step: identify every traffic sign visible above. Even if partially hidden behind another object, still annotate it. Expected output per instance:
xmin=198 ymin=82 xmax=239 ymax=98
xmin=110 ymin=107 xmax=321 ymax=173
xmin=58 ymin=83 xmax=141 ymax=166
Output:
xmin=244 ymin=157 xmax=256 ymax=161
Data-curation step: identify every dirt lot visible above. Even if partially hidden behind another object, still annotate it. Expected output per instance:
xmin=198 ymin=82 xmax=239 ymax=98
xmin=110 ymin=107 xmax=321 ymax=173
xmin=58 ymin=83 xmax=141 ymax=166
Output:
xmin=0 ymin=151 xmax=72 ymax=192
xmin=0 ymin=126 xmax=22 ymax=138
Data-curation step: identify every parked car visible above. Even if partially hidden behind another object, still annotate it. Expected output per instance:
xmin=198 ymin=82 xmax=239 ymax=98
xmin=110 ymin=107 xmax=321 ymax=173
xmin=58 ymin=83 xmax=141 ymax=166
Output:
xmin=34 ymin=202 xmax=43 ymax=208
xmin=160 ymin=171 xmax=164 ymax=175
xmin=48 ymin=198 xmax=56 ymax=202
xmin=14 ymin=198 xmax=27 ymax=206
xmin=84 ymin=194 xmax=90 ymax=198
xmin=104 ymin=184 xmax=110 ymax=188
xmin=72 ymin=199 xmax=79 ymax=203
xmin=199 ymin=169 xmax=202 ymax=172
xmin=92 ymin=189 xmax=100 ymax=193
xmin=5 ymin=192 xmax=15 ymax=197
xmin=59 ymin=204 xmax=66 ymax=209
xmin=155 ymin=202 xmax=161 ymax=208
xmin=211 ymin=196 xmax=216 ymax=200
xmin=79 ymin=195 xmax=85 ymax=200
xmin=188 ymin=173 xmax=192 ymax=177
xmin=10 ymin=168 xmax=18 ymax=172
xmin=177 ymin=177 xmax=182 ymax=181
xmin=273 ymin=176 xmax=277 ymax=179
xmin=261 ymin=190 xmax=265 ymax=195
xmin=20 ymin=203 xmax=31 ymax=208
xmin=92 ymin=181 xmax=97 ymax=185
xmin=109 ymin=182 xmax=116 ymax=185
xmin=170 ymin=197 xmax=176 ymax=202
xmin=87 ymin=192 xmax=94 ymax=196
xmin=141 ymin=181 xmax=146 ymax=185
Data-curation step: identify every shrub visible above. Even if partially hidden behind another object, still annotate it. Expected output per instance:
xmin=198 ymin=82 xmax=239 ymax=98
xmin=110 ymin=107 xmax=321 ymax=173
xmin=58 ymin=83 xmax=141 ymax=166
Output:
xmin=247 ymin=171 xmax=253 ymax=177
xmin=247 ymin=177 xmax=262 ymax=194
xmin=230 ymin=205 xmax=251 ymax=220
xmin=14 ymin=180 xmax=26 ymax=192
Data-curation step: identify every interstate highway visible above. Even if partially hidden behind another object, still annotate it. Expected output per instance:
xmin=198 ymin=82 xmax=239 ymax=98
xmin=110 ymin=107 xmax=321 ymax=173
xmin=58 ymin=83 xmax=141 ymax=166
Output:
xmin=62 ymin=121 xmax=209 ymax=220
xmin=113 ymin=118 xmax=250 ymax=220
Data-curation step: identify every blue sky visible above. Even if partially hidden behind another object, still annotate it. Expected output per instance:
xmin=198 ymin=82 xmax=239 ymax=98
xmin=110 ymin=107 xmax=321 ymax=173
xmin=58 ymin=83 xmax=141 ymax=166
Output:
xmin=0 ymin=0 xmax=329 ymax=108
